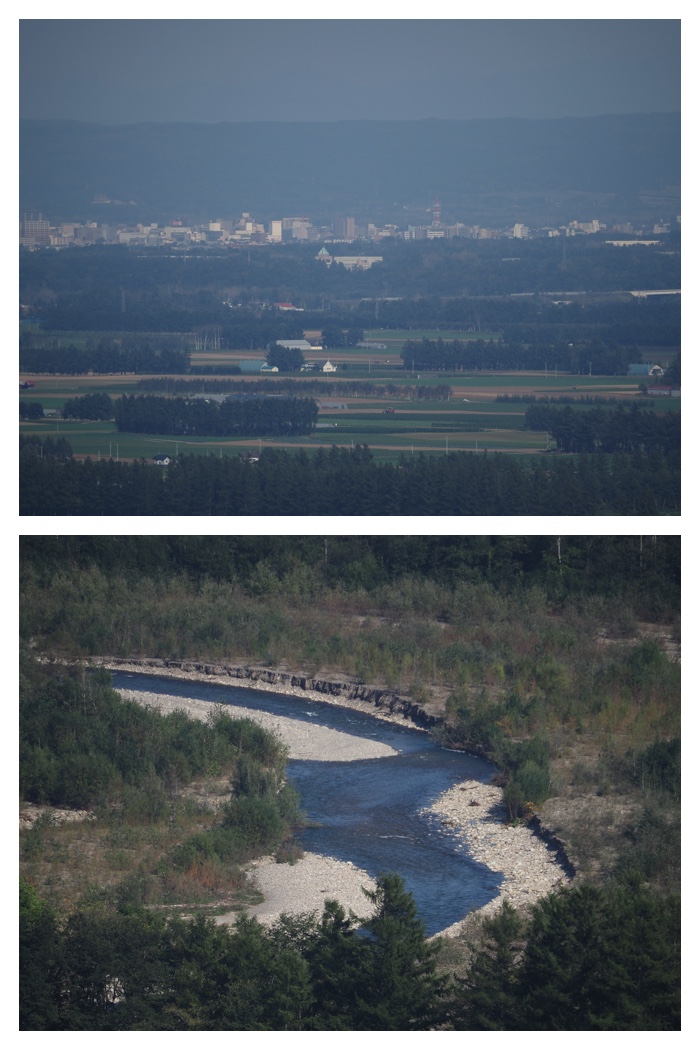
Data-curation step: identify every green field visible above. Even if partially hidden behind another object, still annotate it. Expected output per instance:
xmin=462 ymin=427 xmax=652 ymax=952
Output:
xmin=20 ymin=363 xmax=677 ymax=464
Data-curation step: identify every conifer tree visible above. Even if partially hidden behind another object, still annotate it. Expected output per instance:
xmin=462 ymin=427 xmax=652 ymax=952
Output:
xmin=353 ymin=873 xmax=447 ymax=1030
xmin=453 ymin=900 xmax=525 ymax=1030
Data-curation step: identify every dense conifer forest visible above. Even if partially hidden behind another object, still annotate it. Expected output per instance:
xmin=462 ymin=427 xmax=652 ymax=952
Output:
xmin=20 ymin=444 xmax=680 ymax=516
xmin=20 ymin=537 xmax=680 ymax=1029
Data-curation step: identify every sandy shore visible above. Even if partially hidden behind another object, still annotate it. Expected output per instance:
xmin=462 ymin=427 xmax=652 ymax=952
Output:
xmin=113 ymin=670 xmax=571 ymax=937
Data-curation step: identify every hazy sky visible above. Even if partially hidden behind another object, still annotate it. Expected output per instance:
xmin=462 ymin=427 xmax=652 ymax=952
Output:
xmin=20 ymin=17 xmax=680 ymax=124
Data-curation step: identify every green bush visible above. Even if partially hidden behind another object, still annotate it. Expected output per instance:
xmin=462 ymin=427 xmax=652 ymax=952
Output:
xmin=221 ymin=795 xmax=284 ymax=850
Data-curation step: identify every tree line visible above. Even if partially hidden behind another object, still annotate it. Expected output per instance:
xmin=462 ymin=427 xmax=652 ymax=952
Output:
xmin=19 ymin=341 xmax=190 ymax=375
xmin=113 ymin=394 xmax=318 ymax=437
xmin=20 ymin=400 xmax=44 ymax=420
xmin=523 ymin=403 xmax=680 ymax=454
xmin=19 ymin=535 xmax=680 ymax=610
xmin=62 ymin=393 xmax=114 ymax=420
xmin=137 ymin=377 xmax=450 ymax=401
xmin=20 ymin=445 xmax=680 ymax=516
xmin=401 ymin=337 xmax=645 ymax=376
xmin=20 ymin=871 xmax=680 ymax=1030
xmin=20 ymin=433 xmax=73 ymax=458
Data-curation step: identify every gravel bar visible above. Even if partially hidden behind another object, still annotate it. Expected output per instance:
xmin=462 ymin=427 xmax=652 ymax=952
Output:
xmin=112 ymin=674 xmax=571 ymax=936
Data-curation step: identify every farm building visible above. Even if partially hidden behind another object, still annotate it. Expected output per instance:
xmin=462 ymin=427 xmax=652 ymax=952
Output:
xmin=240 ymin=360 xmax=280 ymax=374
xmin=271 ymin=339 xmax=313 ymax=352
xmin=628 ymin=363 xmax=665 ymax=377
xmin=152 ymin=454 xmax=171 ymax=465
xmin=322 ymin=361 xmax=337 ymax=373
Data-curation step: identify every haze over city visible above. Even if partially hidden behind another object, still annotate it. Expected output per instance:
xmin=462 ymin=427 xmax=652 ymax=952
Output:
xmin=20 ymin=16 xmax=680 ymax=124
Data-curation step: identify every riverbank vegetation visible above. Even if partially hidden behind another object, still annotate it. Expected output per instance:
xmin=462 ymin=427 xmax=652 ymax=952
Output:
xmin=19 ymin=535 xmax=680 ymax=1029
xmin=20 ymin=652 xmax=303 ymax=917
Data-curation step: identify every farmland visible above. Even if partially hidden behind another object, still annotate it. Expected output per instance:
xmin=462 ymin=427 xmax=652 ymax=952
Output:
xmin=20 ymin=330 xmax=678 ymax=464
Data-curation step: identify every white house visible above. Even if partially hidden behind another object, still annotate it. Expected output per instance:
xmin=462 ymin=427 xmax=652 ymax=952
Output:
xmin=322 ymin=360 xmax=337 ymax=373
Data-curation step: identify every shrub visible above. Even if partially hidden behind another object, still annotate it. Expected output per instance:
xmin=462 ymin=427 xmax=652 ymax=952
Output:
xmin=221 ymin=795 xmax=284 ymax=850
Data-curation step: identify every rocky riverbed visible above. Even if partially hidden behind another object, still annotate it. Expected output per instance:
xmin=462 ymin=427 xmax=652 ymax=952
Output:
xmin=113 ymin=677 xmax=572 ymax=937
xmin=422 ymin=780 xmax=571 ymax=936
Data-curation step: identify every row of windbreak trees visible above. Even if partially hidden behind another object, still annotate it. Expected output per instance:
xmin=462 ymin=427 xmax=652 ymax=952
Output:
xmin=19 ymin=341 xmax=190 ymax=375
xmin=20 ymin=444 xmax=681 ymax=516
xmin=401 ymin=337 xmax=644 ymax=375
xmin=523 ymin=403 xmax=681 ymax=454
xmin=137 ymin=377 xmax=451 ymax=401
xmin=21 ymin=394 xmax=114 ymax=422
xmin=113 ymin=394 xmax=319 ymax=436
xmin=62 ymin=393 xmax=114 ymax=420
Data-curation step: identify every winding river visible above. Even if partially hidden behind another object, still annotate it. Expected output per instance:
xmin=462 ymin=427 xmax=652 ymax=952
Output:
xmin=112 ymin=671 xmax=501 ymax=936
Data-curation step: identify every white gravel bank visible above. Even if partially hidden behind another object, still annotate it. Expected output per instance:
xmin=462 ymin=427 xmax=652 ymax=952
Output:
xmin=116 ymin=688 xmax=398 ymax=762
xmin=423 ymin=780 xmax=571 ymax=936
xmin=216 ymin=853 xmax=376 ymax=929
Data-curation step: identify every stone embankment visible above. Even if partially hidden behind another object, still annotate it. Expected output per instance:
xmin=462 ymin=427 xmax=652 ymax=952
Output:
xmin=96 ymin=657 xmax=439 ymax=730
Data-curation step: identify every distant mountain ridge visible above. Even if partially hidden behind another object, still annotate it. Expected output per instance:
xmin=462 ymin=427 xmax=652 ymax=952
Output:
xmin=20 ymin=114 xmax=680 ymax=226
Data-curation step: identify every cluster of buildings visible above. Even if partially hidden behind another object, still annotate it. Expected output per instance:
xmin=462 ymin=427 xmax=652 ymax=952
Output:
xmin=20 ymin=208 xmax=678 ymax=250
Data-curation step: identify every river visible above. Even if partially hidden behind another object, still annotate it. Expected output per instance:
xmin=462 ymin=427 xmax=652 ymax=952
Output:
xmin=111 ymin=670 xmax=502 ymax=936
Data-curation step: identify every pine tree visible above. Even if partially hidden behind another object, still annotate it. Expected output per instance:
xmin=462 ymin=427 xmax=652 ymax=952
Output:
xmin=453 ymin=900 xmax=525 ymax=1030
xmin=352 ymin=873 xmax=447 ymax=1030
